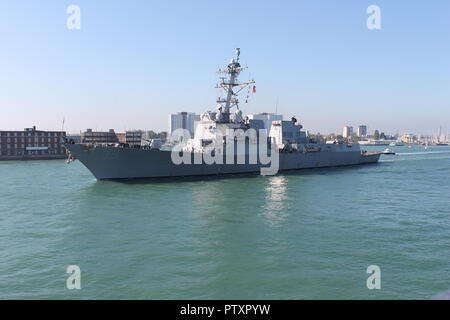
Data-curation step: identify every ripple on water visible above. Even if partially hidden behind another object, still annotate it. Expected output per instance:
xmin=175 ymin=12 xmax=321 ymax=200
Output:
xmin=1 ymin=149 xmax=450 ymax=299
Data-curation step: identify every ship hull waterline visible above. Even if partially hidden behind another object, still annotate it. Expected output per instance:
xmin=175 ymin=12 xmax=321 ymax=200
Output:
xmin=66 ymin=144 xmax=381 ymax=180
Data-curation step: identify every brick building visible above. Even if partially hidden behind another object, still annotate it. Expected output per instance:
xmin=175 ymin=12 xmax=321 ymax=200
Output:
xmin=0 ymin=126 xmax=66 ymax=160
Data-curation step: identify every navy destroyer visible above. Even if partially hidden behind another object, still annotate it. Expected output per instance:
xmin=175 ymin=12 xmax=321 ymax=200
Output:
xmin=66 ymin=49 xmax=381 ymax=180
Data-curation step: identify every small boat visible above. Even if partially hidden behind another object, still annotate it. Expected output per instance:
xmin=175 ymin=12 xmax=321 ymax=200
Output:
xmin=389 ymin=141 xmax=404 ymax=146
xmin=382 ymin=148 xmax=395 ymax=155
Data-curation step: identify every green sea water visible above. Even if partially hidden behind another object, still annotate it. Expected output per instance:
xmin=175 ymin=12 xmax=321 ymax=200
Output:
xmin=1 ymin=145 xmax=449 ymax=299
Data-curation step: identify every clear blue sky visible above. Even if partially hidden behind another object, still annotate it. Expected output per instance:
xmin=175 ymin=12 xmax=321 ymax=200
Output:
xmin=0 ymin=0 xmax=449 ymax=135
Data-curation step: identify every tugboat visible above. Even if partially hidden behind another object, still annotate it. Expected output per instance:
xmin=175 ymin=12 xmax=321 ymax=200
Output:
xmin=382 ymin=148 xmax=396 ymax=155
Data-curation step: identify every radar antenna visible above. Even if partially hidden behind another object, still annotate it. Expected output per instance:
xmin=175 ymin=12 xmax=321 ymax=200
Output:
xmin=215 ymin=48 xmax=255 ymax=123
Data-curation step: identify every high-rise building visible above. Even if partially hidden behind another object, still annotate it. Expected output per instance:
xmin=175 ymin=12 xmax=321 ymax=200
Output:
xmin=0 ymin=126 xmax=66 ymax=160
xmin=169 ymin=112 xmax=200 ymax=137
xmin=247 ymin=113 xmax=283 ymax=132
xmin=357 ymin=125 xmax=368 ymax=137
xmin=342 ymin=126 xmax=353 ymax=138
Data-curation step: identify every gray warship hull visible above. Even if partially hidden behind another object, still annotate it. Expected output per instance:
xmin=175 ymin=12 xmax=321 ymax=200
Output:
xmin=66 ymin=144 xmax=381 ymax=180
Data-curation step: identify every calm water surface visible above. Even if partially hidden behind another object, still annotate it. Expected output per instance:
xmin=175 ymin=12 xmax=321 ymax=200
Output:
xmin=0 ymin=145 xmax=449 ymax=299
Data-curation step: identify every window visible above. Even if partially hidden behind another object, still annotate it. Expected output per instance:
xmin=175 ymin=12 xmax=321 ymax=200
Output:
xmin=201 ymin=139 xmax=213 ymax=147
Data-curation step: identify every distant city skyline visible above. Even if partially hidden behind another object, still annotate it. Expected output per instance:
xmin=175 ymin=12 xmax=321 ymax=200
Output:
xmin=0 ymin=1 xmax=449 ymax=135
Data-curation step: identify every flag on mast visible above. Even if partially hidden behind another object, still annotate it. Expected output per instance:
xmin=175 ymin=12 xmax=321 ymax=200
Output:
xmin=252 ymin=85 xmax=256 ymax=93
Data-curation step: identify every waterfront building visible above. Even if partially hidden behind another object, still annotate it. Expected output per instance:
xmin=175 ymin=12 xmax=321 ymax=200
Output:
xmin=66 ymin=134 xmax=81 ymax=144
xmin=81 ymin=129 xmax=119 ymax=144
xmin=357 ymin=125 xmax=368 ymax=137
xmin=343 ymin=126 xmax=353 ymax=138
xmin=247 ymin=112 xmax=283 ymax=132
xmin=0 ymin=126 xmax=66 ymax=160
xmin=400 ymin=133 xmax=416 ymax=144
xmin=169 ymin=112 xmax=200 ymax=137
xmin=125 ymin=131 xmax=142 ymax=146
xmin=116 ymin=133 xmax=126 ymax=144
xmin=142 ymin=131 xmax=168 ymax=143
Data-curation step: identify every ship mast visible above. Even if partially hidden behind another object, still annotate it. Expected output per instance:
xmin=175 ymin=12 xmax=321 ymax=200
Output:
xmin=215 ymin=48 xmax=255 ymax=123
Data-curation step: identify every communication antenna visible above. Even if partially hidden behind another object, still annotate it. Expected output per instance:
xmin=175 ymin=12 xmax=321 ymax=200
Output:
xmin=215 ymin=48 xmax=255 ymax=122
